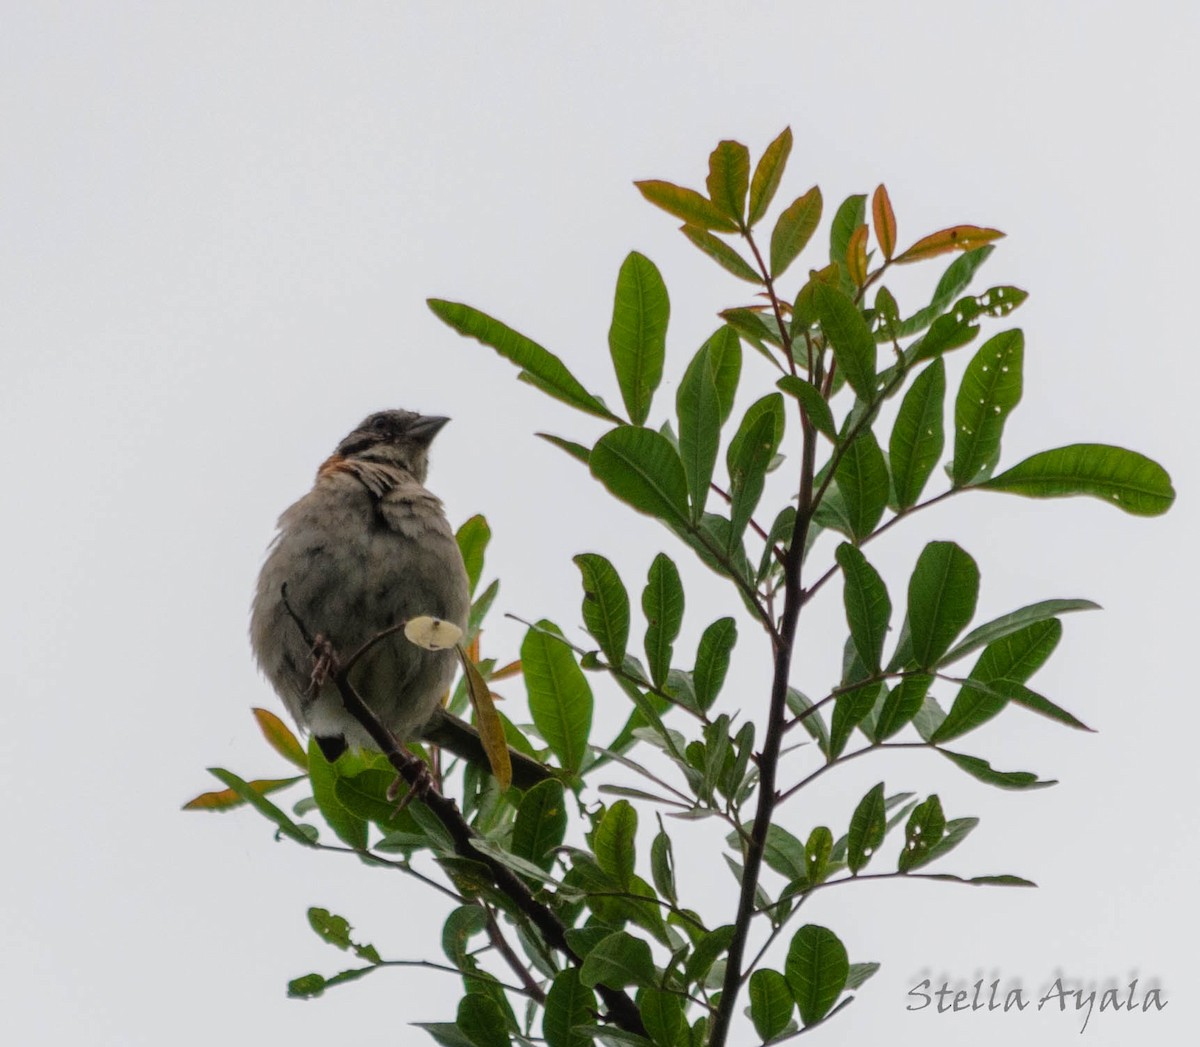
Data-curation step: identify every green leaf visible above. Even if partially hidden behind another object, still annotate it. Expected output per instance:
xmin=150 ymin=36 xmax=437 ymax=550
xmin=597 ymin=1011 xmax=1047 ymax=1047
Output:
xmin=428 ymin=300 xmax=616 ymax=421
xmin=457 ymin=993 xmax=512 ymax=1047
xmin=455 ymin=515 xmax=490 ymax=597
xmin=683 ymin=924 xmax=735 ymax=987
xmin=836 ymin=544 xmax=891 ymax=673
xmin=829 ymin=682 xmax=881 ymax=760
xmin=873 ymin=673 xmax=932 ymax=740
xmin=922 ymin=873 xmax=1037 ymax=887
xmin=305 ymin=907 xmax=380 ymax=964
xmin=829 ymin=194 xmax=867 ymax=276
xmin=846 ymin=782 xmax=887 ymax=874
xmin=677 ymin=337 xmax=724 ymax=520
xmin=939 ymin=749 xmax=1056 ymax=789
xmin=442 ymin=905 xmax=488 ymax=967
xmin=544 ymin=969 xmax=597 ymax=1047
xmin=891 ymin=246 xmax=996 ymax=337
xmin=638 ymin=986 xmax=685 ymax=1047
xmin=721 ymin=306 xmax=780 ymax=352
xmin=595 ymin=800 xmax=638 ymax=890
xmin=999 ymin=679 xmax=1092 ymax=731
xmin=757 ymin=505 xmax=795 ymax=583
xmin=770 ymin=185 xmax=822 ymax=277
xmin=512 ymin=779 xmax=568 ymax=871
xmin=834 ymin=429 xmax=890 ymax=542
xmin=922 ymin=816 xmax=979 ymax=866
xmin=749 ymin=968 xmax=794 ymax=1040
xmin=609 ymin=252 xmax=670 ymax=426
xmin=705 ymin=326 xmax=743 ymax=426
xmin=579 ymin=931 xmax=656 ymax=990
xmin=650 ymin=827 xmax=676 ymax=903
xmin=693 ymin=617 xmax=737 ymax=711
xmin=786 ymin=924 xmax=849 ymax=1026
xmin=787 ymin=688 xmax=830 ymax=756
xmin=980 ymin=443 xmax=1175 ymax=516
xmin=777 ymin=376 xmax=836 ymax=440
xmin=522 ymin=621 xmax=594 ymax=774
xmin=680 ymin=225 xmax=761 ymax=282
xmin=845 ymin=962 xmax=880 ymax=990
xmin=538 ymin=432 xmax=591 ymax=465
xmin=574 ymin=553 xmax=631 ymax=667
xmin=305 ymin=743 xmax=368 ymax=849
xmin=706 ymin=139 xmax=751 ymax=226
xmin=897 ymin=794 xmax=946 ymax=872
xmin=635 ymin=179 xmax=740 ymax=232
xmin=726 ymin=394 xmax=784 ymax=547
xmin=643 ymin=554 xmax=685 ymax=689
xmin=813 ymin=283 xmax=877 ymax=401
xmin=951 ymin=329 xmax=1024 ymax=485
xmin=927 ymin=617 xmax=1061 ymax=742
xmin=906 ymin=541 xmax=979 ymax=668
xmin=805 ymin=826 xmax=833 ymax=886
xmin=890 ymin=358 xmax=946 ymax=509
xmin=971 ymin=617 xmax=1062 ymax=684
xmin=748 ymin=127 xmax=793 ymax=227
xmin=942 ymin=598 xmax=1098 ymax=666
xmin=591 ymin=426 xmax=691 ymax=531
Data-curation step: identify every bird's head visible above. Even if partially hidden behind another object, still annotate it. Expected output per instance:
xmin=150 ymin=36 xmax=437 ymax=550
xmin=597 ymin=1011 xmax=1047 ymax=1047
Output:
xmin=334 ymin=409 xmax=451 ymax=483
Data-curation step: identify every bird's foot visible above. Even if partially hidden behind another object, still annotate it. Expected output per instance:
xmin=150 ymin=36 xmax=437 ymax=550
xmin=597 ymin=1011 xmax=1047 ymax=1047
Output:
xmin=308 ymin=633 xmax=340 ymax=694
xmin=386 ymin=751 xmax=436 ymax=814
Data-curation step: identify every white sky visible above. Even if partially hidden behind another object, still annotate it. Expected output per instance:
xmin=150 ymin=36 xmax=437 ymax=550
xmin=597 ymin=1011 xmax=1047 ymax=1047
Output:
xmin=2 ymin=3 xmax=1196 ymax=1045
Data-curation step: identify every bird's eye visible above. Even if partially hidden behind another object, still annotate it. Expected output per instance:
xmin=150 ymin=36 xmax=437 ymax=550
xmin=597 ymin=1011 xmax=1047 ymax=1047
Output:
xmin=370 ymin=416 xmax=391 ymax=431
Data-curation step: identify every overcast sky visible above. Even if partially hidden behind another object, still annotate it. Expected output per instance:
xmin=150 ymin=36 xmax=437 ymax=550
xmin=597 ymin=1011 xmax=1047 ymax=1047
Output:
xmin=2 ymin=3 xmax=1196 ymax=1045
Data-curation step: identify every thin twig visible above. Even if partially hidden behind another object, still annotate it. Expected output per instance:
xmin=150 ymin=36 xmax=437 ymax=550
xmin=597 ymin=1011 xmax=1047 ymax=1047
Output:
xmin=484 ymin=906 xmax=547 ymax=1004
xmin=777 ymin=742 xmax=929 ymax=804
xmin=802 ymin=488 xmax=960 ymax=603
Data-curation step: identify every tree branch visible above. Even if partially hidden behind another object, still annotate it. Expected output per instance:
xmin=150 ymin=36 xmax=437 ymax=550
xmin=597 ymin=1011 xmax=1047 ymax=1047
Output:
xmin=281 ymin=591 xmax=645 ymax=1037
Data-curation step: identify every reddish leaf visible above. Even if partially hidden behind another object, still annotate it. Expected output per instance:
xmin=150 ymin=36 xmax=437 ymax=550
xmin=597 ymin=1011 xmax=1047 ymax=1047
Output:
xmin=895 ymin=226 xmax=1005 ymax=264
xmin=253 ymin=707 xmax=308 ymax=771
xmin=490 ymin=659 xmax=523 ymax=681
xmin=457 ymin=647 xmax=512 ymax=790
xmin=182 ymin=776 xmax=303 ymax=811
xmin=846 ymin=224 xmax=869 ymax=287
xmin=872 ymin=185 xmax=897 ymax=260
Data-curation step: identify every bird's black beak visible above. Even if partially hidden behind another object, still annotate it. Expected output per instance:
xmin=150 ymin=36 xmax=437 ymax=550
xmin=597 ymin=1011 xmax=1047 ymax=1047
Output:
xmin=409 ymin=414 xmax=451 ymax=442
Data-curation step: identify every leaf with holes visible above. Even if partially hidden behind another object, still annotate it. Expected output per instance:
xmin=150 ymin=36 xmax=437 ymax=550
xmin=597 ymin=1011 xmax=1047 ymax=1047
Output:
xmin=951 ymin=330 xmax=1024 ymax=486
xmin=980 ymin=443 xmax=1175 ymax=516
xmin=847 ymin=782 xmax=887 ymax=874
xmin=890 ymin=358 xmax=946 ymax=509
